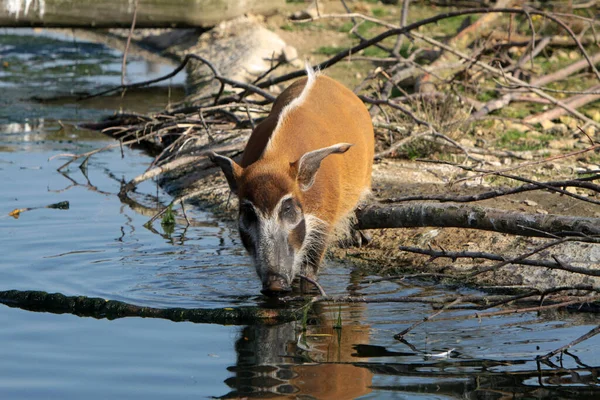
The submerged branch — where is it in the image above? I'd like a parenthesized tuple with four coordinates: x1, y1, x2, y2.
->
(0, 290, 300, 325)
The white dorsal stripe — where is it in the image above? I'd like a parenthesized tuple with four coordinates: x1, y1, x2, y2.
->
(265, 63, 319, 152)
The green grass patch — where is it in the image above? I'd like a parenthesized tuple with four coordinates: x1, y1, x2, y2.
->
(498, 129, 527, 145)
(338, 20, 378, 37)
(362, 46, 389, 58)
(477, 90, 497, 102)
(315, 45, 346, 56)
(434, 15, 471, 36)
(402, 140, 439, 160)
(372, 8, 387, 18)
(499, 106, 530, 119)
(281, 22, 326, 32)
(280, 23, 295, 32)
(497, 129, 553, 151)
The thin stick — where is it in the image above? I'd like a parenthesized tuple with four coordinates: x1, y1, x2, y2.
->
(180, 200, 191, 227)
(394, 299, 461, 340)
(299, 275, 327, 296)
(392, 0, 410, 57)
(381, 176, 600, 206)
(468, 238, 570, 277)
(452, 143, 600, 185)
(538, 324, 600, 360)
(397, 245, 600, 278)
(121, 0, 139, 87)
(82, 54, 276, 103)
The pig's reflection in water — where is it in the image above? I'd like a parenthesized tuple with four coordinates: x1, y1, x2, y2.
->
(223, 303, 373, 399)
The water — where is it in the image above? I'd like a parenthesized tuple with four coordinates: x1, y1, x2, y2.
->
(1, 29, 599, 399)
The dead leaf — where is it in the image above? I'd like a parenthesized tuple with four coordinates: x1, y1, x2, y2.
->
(8, 208, 24, 218)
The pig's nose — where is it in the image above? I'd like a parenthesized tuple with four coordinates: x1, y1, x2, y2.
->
(261, 274, 291, 297)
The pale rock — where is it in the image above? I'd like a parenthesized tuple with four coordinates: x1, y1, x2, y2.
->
(184, 14, 288, 104)
(565, 186, 579, 194)
(523, 199, 538, 207)
(543, 162, 559, 170)
(280, 45, 302, 68)
(556, 49, 569, 59)
(549, 123, 568, 135)
(459, 138, 474, 147)
(559, 115, 578, 129)
(507, 121, 532, 133)
(520, 151, 534, 160)
(289, 0, 323, 20)
(548, 138, 577, 149)
(540, 120, 555, 132)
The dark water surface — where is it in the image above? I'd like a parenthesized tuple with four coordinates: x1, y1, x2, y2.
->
(1, 29, 599, 399)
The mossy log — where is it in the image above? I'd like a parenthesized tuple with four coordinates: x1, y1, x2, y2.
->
(357, 203, 600, 238)
(0, 290, 301, 325)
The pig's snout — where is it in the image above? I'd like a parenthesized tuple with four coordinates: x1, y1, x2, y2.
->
(261, 274, 291, 297)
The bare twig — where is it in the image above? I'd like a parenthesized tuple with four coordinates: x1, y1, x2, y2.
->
(452, 143, 600, 185)
(381, 176, 600, 206)
(397, 245, 600, 277)
(299, 274, 327, 296)
(394, 299, 461, 340)
(539, 324, 600, 360)
(82, 54, 276, 103)
(468, 238, 571, 277)
(121, 0, 139, 87)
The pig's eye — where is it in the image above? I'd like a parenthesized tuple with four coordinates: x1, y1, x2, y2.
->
(240, 204, 258, 227)
(280, 198, 298, 222)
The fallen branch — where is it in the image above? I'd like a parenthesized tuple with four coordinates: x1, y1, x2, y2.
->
(356, 203, 600, 238)
(525, 84, 600, 124)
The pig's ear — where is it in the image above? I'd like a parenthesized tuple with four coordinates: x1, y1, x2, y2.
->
(207, 152, 243, 195)
(290, 143, 353, 191)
